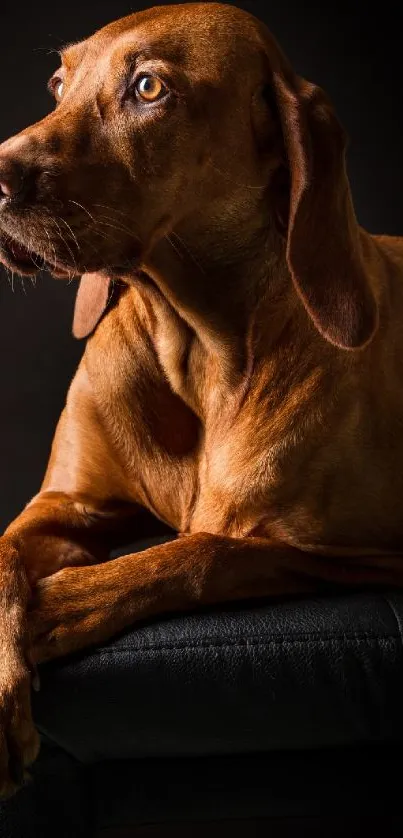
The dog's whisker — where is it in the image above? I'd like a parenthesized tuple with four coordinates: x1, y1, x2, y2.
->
(95, 219, 141, 242)
(32, 46, 61, 56)
(25, 231, 45, 272)
(46, 217, 80, 274)
(56, 215, 80, 252)
(35, 217, 56, 270)
(165, 234, 184, 261)
(90, 204, 142, 238)
(92, 203, 135, 222)
(83, 229, 118, 247)
(169, 231, 206, 276)
(208, 160, 267, 191)
(91, 211, 141, 236)
(68, 199, 97, 225)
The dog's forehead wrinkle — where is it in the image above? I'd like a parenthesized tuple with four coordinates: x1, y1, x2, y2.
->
(121, 37, 188, 70)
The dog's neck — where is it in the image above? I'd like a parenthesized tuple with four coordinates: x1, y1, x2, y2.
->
(140, 202, 297, 380)
(120, 201, 316, 421)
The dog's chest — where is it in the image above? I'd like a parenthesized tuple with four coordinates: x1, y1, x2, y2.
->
(91, 293, 316, 534)
(92, 290, 403, 548)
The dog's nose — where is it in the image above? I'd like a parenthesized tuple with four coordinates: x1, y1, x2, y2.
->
(0, 158, 24, 201)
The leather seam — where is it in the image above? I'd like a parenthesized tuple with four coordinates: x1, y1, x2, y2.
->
(92, 636, 399, 655)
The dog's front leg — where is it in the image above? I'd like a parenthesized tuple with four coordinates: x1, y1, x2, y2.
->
(28, 534, 305, 663)
(30, 532, 403, 666)
(0, 491, 142, 797)
(30, 532, 403, 667)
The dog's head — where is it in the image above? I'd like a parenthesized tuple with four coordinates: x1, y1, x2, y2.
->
(0, 2, 377, 347)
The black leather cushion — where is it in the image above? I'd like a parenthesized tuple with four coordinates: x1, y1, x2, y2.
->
(33, 587, 403, 762)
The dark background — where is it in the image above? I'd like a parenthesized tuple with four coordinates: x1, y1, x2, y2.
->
(0, 1, 402, 529)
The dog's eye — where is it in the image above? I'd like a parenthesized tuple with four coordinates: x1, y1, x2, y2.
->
(48, 76, 64, 102)
(135, 75, 166, 102)
(55, 81, 64, 101)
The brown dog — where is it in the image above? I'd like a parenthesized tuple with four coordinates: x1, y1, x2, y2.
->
(0, 1, 402, 796)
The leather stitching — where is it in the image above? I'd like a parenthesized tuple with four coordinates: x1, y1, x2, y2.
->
(91, 636, 399, 656)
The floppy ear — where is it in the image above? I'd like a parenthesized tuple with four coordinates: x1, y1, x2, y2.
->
(271, 70, 378, 349)
(72, 273, 112, 339)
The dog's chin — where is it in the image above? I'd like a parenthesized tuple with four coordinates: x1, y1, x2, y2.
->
(0, 231, 142, 282)
(0, 233, 77, 279)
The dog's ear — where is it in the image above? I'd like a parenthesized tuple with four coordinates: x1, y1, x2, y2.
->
(268, 68, 378, 349)
(73, 273, 112, 339)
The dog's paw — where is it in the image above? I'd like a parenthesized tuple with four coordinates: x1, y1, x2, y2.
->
(0, 644, 40, 798)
